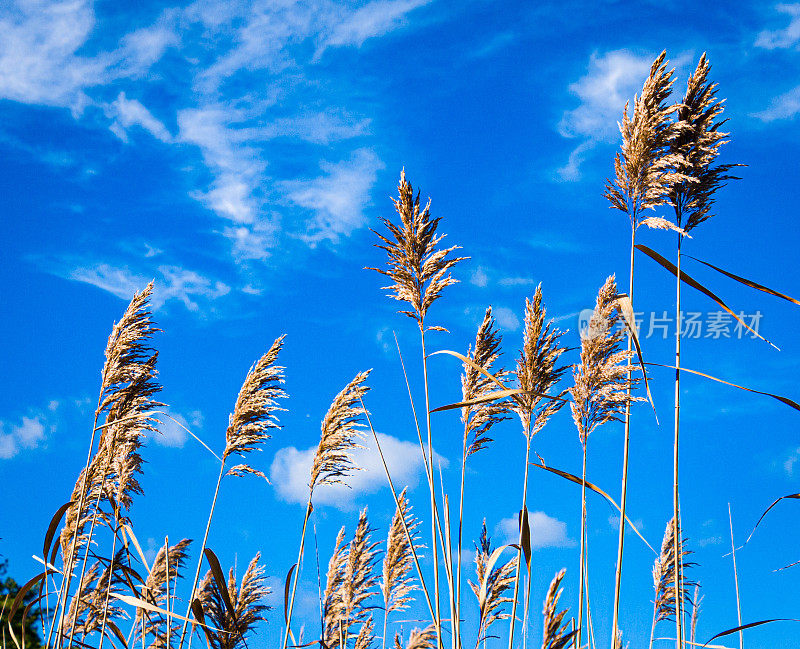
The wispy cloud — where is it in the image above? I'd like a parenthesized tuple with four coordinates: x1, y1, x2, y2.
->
(470, 266, 489, 288)
(315, 0, 431, 55)
(557, 50, 654, 181)
(496, 511, 576, 550)
(106, 92, 172, 142)
(784, 446, 800, 475)
(755, 4, 800, 49)
(2, 0, 431, 269)
(0, 400, 68, 460)
(270, 431, 446, 510)
(61, 262, 230, 311)
(153, 409, 204, 448)
(283, 148, 384, 245)
(492, 306, 521, 331)
(468, 31, 515, 60)
(752, 85, 800, 122)
(498, 276, 536, 287)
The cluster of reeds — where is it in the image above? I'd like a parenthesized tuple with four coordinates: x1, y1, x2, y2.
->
(12, 46, 800, 649)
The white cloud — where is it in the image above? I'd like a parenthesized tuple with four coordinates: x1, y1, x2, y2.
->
(0, 0, 103, 111)
(0, 1, 177, 113)
(69, 264, 149, 300)
(753, 85, 800, 122)
(65, 263, 230, 311)
(755, 4, 800, 49)
(697, 535, 723, 548)
(106, 92, 172, 143)
(316, 0, 431, 53)
(496, 511, 576, 550)
(492, 306, 520, 331)
(152, 410, 202, 448)
(470, 266, 489, 288)
(608, 515, 644, 533)
(557, 50, 654, 180)
(498, 276, 535, 287)
(270, 431, 446, 510)
(284, 148, 384, 244)
(0, 407, 61, 460)
(785, 446, 800, 475)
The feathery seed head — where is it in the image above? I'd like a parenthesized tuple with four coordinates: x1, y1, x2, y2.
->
(198, 553, 271, 649)
(310, 371, 371, 493)
(225, 335, 287, 461)
(670, 54, 740, 232)
(514, 286, 569, 438)
(369, 170, 467, 328)
(541, 569, 575, 649)
(381, 488, 421, 613)
(652, 517, 696, 624)
(462, 307, 511, 456)
(469, 520, 518, 640)
(604, 51, 684, 227)
(569, 276, 640, 444)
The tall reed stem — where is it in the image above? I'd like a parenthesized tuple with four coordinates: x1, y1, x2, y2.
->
(673, 235, 684, 649)
(178, 459, 226, 648)
(282, 501, 313, 649)
(728, 503, 743, 649)
(420, 326, 444, 649)
(611, 225, 636, 648)
(49, 409, 102, 649)
(507, 430, 532, 649)
(577, 439, 588, 649)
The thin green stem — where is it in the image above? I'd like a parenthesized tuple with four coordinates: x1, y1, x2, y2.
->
(611, 224, 636, 648)
(178, 458, 226, 649)
(577, 439, 588, 649)
(282, 500, 313, 649)
(507, 430, 532, 649)
(420, 325, 444, 649)
(674, 237, 684, 649)
(728, 504, 743, 649)
(361, 397, 436, 623)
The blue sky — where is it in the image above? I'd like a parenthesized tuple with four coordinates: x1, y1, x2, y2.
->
(3, 0, 800, 646)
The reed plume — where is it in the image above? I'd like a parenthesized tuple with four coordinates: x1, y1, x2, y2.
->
(341, 508, 381, 642)
(394, 625, 438, 649)
(56, 283, 162, 649)
(136, 539, 192, 647)
(322, 511, 380, 649)
(461, 307, 510, 457)
(370, 170, 467, 648)
(284, 372, 371, 649)
(198, 553, 271, 649)
(224, 335, 288, 464)
(382, 489, 420, 649)
(355, 616, 376, 649)
(180, 336, 287, 649)
(570, 275, 639, 649)
(541, 569, 575, 649)
(648, 518, 697, 649)
(604, 51, 683, 228)
(63, 550, 126, 641)
(603, 52, 685, 648)
(369, 169, 466, 330)
(469, 521, 517, 648)
(323, 527, 349, 649)
(458, 307, 510, 638)
(508, 286, 569, 649)
(310, 371, 371, 492)
(669, 54, 738, 233)
(666, 55, 738, 649)
(689, 585, 702, 647)
(514, 286, 569, 437)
